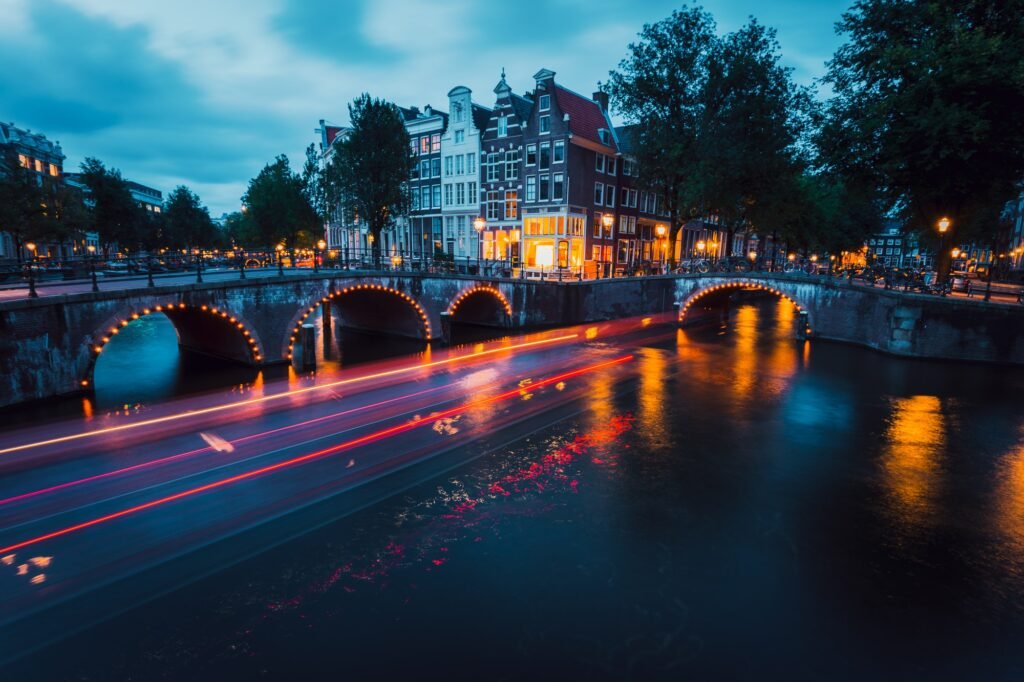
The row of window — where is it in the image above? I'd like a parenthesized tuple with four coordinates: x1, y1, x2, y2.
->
(18, 154, 59, 177)
(412, 133, 442, 156)
(443, 182, 478, 206)
(595, 154, 617, 176)
(443, 214, 474, 236)
(443, 153, 477, 177)
(413, 157, 442, 180)
(411, 185, 442, 211)
(868, 238, 903, 246)
(525, 174, 565, 202)
(522, 215, 585, 237)
(485, 190, 519, 221)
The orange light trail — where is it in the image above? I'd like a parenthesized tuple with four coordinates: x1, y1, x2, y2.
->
(0, 334, 579, 457)
(0, 354, 632, 555)
(0, 382, 456, 508)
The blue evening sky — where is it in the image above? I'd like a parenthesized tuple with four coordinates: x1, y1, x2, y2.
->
(0, 0, 853, 216)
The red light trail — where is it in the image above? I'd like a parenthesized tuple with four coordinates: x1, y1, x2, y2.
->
(0, 382, 456, 509)
(0, 354, 632, 555)
(0, 334, 578, 457)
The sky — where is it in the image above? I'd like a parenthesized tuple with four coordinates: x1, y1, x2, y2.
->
(0, 0, 853, 217)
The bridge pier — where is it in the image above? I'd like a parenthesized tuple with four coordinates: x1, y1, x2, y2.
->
(300, 324, 316, 371)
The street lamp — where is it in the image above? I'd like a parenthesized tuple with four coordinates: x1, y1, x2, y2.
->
(655, 224, 667, 268)
(87, 244, 99, 292)
(937, 216, 952, 280)
(602, 214, 615, 277)
(315, 239, 326, 273)
(25, 242, 38, 298)
(473, 217, 485, 272)
(193, 248, 203, 283)
(276, 243, 285, 275)
(748, 250, 758, 269)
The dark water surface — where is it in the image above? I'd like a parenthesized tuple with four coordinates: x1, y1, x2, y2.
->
(8, 298, 1024, 680)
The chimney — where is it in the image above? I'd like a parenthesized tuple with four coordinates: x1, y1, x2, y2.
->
(424, 105, 432, 116)
(593, 91, 609, 112)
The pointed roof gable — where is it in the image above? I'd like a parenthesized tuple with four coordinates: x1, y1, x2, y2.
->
(510, 93, 534, 123)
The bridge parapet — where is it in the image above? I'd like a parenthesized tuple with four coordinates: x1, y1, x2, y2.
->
(1, 271, 1022, 409)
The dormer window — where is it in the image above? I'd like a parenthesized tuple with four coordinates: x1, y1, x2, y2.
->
(598, 129, 609, 144)
(539, 95, 550, 111)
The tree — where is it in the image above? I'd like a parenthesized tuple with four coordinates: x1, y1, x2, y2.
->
(0, 144, 43, 262)
(607, 7, 718, 267)
(78, 157, 146, 256)
(163, 185, 217, 250)
(242, 155, 319, 252)
(699, 18, 811, 257)
(820, 0, 1024, 279)
(32, 175, 91, 253)
(327, 94, 413, 267)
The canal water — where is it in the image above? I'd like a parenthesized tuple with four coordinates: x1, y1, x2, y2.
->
(7, 297, 1024, 679)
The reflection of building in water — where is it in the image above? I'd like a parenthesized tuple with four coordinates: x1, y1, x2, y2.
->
(882, 395, 945, 528)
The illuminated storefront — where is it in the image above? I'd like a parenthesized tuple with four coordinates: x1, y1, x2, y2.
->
(522, 214, 585, 269)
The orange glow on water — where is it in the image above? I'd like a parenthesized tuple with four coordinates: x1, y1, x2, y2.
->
(882, 395, 945, 527)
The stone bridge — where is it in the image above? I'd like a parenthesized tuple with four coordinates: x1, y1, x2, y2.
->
(1, 271, 1022, 408)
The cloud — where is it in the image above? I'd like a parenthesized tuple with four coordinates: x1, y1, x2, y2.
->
(0, 0, 850, 216)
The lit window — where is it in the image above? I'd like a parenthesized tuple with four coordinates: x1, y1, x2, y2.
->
(18, 154, 29, 168)
(505, 190, 518, 219)
(49, 164, 59, 177)
(431, 134, 441, 152)
(420, 137, 430, 155)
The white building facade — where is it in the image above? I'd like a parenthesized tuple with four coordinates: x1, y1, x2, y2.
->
(439, 86, 489, 259)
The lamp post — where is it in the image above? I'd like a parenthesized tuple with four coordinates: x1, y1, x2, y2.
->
(602, 214, 614, 277)
(147, 252, 155, 288)
(655, 224, 667, 273)
(193, 248, 203, 283)
(276, 243, 285, 275)
(748, 249, 758, 271)
(87, 244, 99, 292)
(473, 217, 485, 274)
(25, 242, 38, 298)
(937, 216, 951, 281)
(315, 239, 326, 273)
(696, 240, 706, 259)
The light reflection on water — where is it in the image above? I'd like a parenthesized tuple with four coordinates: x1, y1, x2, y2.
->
(12, 297, 1024, 680)
(881, 395, 946, 530)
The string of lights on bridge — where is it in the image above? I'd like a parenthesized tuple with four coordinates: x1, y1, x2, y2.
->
(679, 282, 810, 333)
(446, 285, 512, 317)
(84, 302, 263, 387)
(286, 284, 432, 361)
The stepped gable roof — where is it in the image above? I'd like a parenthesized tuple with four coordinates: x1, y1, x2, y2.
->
(553, 85, 617, 150)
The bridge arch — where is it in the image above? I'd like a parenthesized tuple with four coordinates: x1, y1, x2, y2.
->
(285, 283, 431, 360)
(679, 279, 810, 329)
(82, 301, 265, 388)
(446, 285, 512, 326)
